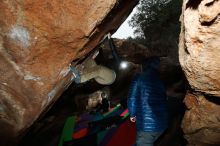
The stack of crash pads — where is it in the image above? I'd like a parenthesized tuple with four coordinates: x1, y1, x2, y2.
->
(58, 104, 136, 146)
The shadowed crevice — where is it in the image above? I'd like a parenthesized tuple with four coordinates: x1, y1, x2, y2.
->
(186, 0, 202, 9)
(201, 16, 218, 26)
(205, 94, 220, 105)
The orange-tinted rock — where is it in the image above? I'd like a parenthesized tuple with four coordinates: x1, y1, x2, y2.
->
(179, 0, 220, 96)
(179, 1, 220, 145)
(0, 0, 138, 141)
(182, 93, 220, 145)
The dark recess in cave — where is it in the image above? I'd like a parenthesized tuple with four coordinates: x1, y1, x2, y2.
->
(19, 51, 187, 146)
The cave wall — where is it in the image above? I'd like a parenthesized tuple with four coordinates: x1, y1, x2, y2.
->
(0, 0, 138, 141)
(179, 0, 220, 145)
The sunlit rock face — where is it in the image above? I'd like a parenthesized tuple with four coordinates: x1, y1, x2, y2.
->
(0, 0, 138, 141)
(179, 0, 220, 96)
(179, 0, 220, 145)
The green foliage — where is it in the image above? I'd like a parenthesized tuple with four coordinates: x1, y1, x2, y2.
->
(129, 0, 182, 53)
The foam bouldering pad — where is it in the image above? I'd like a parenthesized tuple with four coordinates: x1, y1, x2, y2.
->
(105, 120, 136, 146)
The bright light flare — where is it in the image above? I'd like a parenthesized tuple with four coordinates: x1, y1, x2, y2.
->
(120, 61, 128, 69)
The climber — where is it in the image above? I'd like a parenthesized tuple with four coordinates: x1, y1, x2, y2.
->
(127, 57, 168, 146)
(95, 91, 110, 113)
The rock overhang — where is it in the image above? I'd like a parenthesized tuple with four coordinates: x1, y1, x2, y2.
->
(0, 0, 139, 140)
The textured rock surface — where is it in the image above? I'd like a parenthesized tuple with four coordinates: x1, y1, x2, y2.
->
(103, 39, 169, 63)
(182, 93, 220, 145)
(0, 0, 138, 141)
(179, 0, 220, 145)
(179, 0, 220, 96)
(114, 39, 168, 62)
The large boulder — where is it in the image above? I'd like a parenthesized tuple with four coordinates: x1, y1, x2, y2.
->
(179, 0, 220, 145)
(116, 39, 170, 61)
(182, 93, 220, 145)
(179, 0, 220, 96)
(0, 0, 138, 141)
(113, 39, 183, 87)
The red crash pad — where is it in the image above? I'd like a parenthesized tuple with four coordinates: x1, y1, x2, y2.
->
(106, 120, 136, 146)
